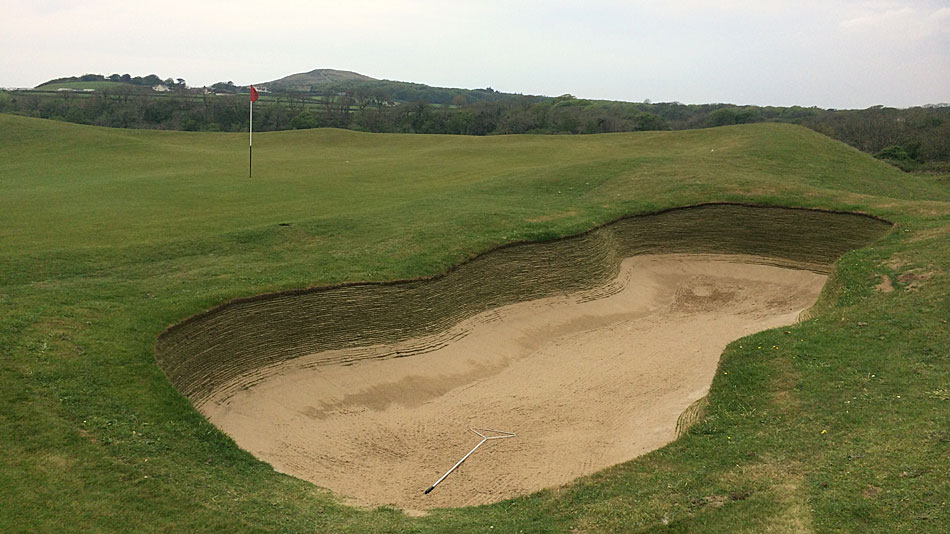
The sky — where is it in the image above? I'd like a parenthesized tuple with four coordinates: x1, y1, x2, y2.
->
(2, 0, 948, 109)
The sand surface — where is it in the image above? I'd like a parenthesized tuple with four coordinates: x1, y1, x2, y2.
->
(201, 254, 826, 511)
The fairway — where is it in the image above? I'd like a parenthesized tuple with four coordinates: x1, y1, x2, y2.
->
(1, 114, 948, 532)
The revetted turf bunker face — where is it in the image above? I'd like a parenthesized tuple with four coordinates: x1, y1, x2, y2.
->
(155, 205, 891, 408)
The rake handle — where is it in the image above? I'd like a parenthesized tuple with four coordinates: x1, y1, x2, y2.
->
(424, 437, 487, 494)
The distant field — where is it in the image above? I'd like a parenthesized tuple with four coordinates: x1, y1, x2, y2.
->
(1, 114, 947, 532)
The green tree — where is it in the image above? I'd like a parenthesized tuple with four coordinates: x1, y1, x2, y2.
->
(875, 145, 910, 162)
(291, 111, 321, 130)
(708, 108, 737, 127)
(635, 112, 667, 131)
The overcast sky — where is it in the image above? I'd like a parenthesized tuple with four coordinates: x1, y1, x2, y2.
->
(2, 0, 948, 109)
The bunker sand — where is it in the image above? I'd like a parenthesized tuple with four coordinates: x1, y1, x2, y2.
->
(201, 254, 826, 510)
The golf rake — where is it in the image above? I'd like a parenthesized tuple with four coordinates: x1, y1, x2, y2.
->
(424, 428, 516, 494)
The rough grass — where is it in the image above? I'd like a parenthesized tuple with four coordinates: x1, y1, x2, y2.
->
(1, 114, 947, 532)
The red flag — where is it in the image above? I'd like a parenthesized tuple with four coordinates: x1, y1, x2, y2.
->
(250, 85, 259, 103)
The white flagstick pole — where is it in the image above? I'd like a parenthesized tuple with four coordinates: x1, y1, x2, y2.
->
(249, 95, 253, 178)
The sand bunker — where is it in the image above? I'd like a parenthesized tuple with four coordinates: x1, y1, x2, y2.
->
(201, 254, 826, 510)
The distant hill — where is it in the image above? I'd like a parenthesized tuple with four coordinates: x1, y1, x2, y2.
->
(36, 73, 185, 92)
(35, 80, 141, 92)
(260, 69, 377, 92)
(257, 68, 537, 106)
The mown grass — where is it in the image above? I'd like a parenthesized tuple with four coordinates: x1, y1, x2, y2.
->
(1, 113, 947, 532)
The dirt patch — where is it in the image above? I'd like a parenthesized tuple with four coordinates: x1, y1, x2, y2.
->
(202, 255, 826, 510)
(696, 494, 731, 508)
(875, 275, 894, 293)
(898, 269, 935, 291)
(897, 270, 933, 283)
(884, 256, 910, 270)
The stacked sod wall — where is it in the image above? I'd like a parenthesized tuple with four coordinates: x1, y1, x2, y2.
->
(155, 204, 891, 406)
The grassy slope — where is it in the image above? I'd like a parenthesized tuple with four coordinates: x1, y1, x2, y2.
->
(1, 114, 947, 532)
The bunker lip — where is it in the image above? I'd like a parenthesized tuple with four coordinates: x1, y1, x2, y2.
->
(202, 254, 828, 510)
(155, 202, 891, 339)
(153, 204, 892, 509)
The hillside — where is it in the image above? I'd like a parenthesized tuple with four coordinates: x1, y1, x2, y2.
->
(259, 68, 377, 91)
(35, 73, 184, 91)
(1, 114, 947, 532)
(34, 80, 140, 91)
(257, 67, 531, 105)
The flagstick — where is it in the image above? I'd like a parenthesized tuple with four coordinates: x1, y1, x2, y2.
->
(249, 98, 253, 178)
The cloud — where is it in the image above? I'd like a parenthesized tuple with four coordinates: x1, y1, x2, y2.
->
(613, 0, 792, 15)
(841, 2, 950, 41)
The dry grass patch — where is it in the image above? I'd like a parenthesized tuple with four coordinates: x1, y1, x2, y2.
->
(722, 458, 814, 534)
(875, 275, 894, 293)
(525, 210, 579, 223)
(769, 355, 802, 413)
(676, 396, 710, 438)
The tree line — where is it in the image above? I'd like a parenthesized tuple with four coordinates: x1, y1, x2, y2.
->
(1, 87, 946, 171)
(39, 73, 188, 90)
